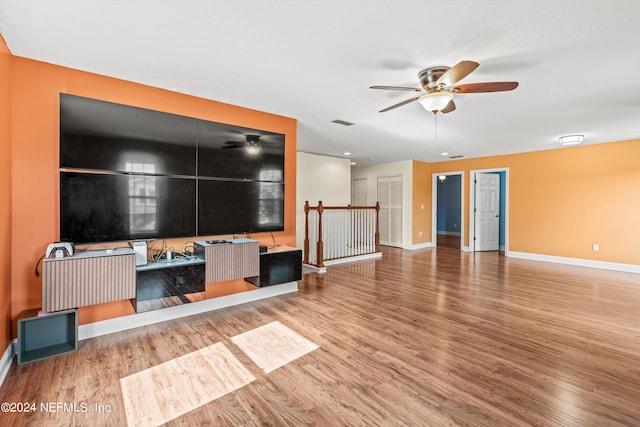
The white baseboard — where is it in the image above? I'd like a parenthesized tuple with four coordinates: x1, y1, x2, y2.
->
(323, 252, 382, 266)
(302, 263, 327, 273)
(461, 245, 472, 252)
(0, 339, 15, 389)
(78, 282, 298, 340)
(507, 251, 640, 274)
(407, 242, 434, 250)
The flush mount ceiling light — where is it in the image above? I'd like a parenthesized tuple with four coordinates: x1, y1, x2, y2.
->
(418, 92, 454, 112)
(438, 175, 447, 182)
(559, 134, 584, 146)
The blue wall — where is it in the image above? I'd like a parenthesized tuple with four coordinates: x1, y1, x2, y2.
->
(437, 175, 461, 233)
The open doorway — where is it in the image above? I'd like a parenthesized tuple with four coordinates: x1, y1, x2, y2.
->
(470, 168, 508, 253)
(431, 171, 464, 250)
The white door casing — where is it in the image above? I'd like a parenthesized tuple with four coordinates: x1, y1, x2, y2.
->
(474, 173, 500, 251)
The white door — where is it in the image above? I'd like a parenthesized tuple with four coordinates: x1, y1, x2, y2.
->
(352, 178, 367, 206)
(377, 176, 402, 247)
(474, 173, 500, 251)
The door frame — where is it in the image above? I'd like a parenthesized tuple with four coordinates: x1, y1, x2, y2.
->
(469, 167, 509, 253)
(431, 171, 465, 250)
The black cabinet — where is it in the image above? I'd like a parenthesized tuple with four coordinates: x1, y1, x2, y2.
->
(134, 258, 206, 313)
(246, 247, 302, 287)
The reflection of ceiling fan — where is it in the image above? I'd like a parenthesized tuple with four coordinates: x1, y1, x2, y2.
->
(370, 60, 518, 113)
(223, 134, 262, 155)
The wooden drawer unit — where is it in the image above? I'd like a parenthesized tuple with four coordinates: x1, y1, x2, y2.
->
(42, 249, 136, 312)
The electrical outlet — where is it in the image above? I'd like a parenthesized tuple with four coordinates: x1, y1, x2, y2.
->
(592, 243, 599, 252)
(419, 230, 423, 237)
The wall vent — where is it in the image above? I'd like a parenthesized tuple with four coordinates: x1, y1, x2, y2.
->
(331, 119, 354, 126)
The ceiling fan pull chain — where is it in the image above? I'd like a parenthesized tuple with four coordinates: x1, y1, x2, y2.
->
(434, 111, 438, 144)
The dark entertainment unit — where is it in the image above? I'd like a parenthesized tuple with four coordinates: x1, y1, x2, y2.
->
(59, 93, 286, 243)
(42, 239, 302, 315)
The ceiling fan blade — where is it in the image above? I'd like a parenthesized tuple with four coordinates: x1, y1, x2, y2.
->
(379, 96, 421, 112)
(451, 81, 519, 93)
(436, 60, 479, 86)
(370, 85, 422, 91)
(441, 99, 456, 114)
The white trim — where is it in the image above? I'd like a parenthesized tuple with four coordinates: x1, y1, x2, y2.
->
(324, 252, 383, 265)
(407, 242, 434, 250)
(0, 339, 15, 388)
(507, 251, 640, 274)
(461, 245, 472, 252)
(78, 282, 298, 340)
(432, 171, 465, 251)
(302, 264, 327, 274)
(469, 168, 509, 253)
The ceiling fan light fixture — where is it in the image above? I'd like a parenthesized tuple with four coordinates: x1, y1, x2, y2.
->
(245, 144, 261, 155)
(418, 92, 454, 112)
(559, 134, 584, 146)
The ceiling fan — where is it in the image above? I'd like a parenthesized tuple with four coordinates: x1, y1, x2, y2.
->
(370, 60, 518, 113)
(223, 134, 263, 154)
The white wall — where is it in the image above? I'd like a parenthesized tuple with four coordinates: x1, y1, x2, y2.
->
(351, 160, 413, 249)
(296, 152, 351, 249)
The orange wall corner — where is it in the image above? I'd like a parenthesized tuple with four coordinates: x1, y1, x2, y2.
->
(412, 160, 432, 245)
(0, 33, 13, 349)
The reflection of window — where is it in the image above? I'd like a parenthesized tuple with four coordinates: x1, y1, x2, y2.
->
(258, 170, 283, 225)
(126, 163, 158, 234)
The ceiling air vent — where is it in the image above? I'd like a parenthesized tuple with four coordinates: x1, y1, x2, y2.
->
(331, 119, 354, 126)
(449, 155, 464, 159)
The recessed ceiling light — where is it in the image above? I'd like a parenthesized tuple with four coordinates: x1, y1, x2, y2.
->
(441, 152, 449, 156)
(350, 162, 357, 165)
(344, 152, 351, 156)
(559, 134, 584, 146)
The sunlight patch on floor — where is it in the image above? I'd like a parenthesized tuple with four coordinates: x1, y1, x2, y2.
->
(231, 321, 319, 373)
(120, 342, 255, 427)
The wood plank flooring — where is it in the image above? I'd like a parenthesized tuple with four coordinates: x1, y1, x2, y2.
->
(2, 246, 640, 426)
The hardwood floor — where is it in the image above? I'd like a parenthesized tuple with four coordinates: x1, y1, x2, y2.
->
(2, 246, 640, 426)
(437, 233, 461, 249)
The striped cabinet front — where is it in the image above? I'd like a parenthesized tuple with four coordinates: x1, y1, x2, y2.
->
(42, 253, 136, 312)
(202, 242, 259, 283)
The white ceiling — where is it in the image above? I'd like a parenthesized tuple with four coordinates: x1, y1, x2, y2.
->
(2, 0, 640, 166)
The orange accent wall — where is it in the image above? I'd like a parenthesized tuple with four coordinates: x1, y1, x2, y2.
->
(412, 160, 431, 245)
(10, 56, 297, 331)
(0, 35, 12, 349)
(425, 141, 640, 264)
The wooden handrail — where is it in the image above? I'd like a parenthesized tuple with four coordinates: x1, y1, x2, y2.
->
(304, 201, 380, 268)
